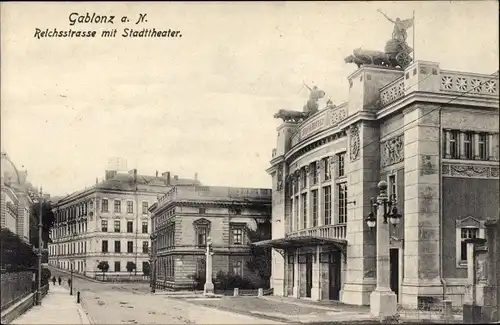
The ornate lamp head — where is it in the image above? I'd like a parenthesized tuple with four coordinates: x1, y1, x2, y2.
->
(366, 212, 377, 229)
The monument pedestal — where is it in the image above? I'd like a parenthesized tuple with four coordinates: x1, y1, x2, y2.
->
(370, 288, 398, 320)
(204, 282, 214, 296)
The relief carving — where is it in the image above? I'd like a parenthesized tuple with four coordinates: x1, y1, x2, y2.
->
(450, 165, 490, 177)
(276, 163, 284, 192)
(381, 134, 404, 168)
(420, 155, 436, 176)
(491, 167, 499, 177)
(349, 123, 360, 162)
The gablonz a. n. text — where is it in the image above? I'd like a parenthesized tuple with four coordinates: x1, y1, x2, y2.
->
(69, 13, 115, 26)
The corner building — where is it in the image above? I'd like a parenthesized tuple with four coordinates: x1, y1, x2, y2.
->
(265, 61, 499, 308)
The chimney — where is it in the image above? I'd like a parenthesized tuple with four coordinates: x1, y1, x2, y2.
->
(156, 171, 158, 177)
(105, 170, 117, 180)
(162, 172, 171, 186)
(194, 172, 198, 181)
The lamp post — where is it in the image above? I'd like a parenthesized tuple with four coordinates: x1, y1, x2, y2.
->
(35, 188, 43, 306)
(365, 181, 402, 320)
(203, 236, 214, 296)
(150, 233, 157, 293)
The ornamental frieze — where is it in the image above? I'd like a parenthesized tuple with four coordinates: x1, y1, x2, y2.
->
(442, 164, 499, 179)
(381, 134, 404, 168)
(276, 163, 284, 192)
(349, 123, 360, 162)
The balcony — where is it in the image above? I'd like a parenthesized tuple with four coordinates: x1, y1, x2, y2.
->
(286, 224, 347, 241)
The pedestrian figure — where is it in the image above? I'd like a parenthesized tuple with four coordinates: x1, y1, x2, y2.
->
(68, 278, 72, 288)
(52, 276, 56, 285)
(58, 276, 62, 285)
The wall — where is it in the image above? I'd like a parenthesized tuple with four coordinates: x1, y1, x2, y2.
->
(442, 178, 499, 279)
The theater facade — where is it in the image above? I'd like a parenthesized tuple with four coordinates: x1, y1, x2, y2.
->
(259, 60, 499, 308)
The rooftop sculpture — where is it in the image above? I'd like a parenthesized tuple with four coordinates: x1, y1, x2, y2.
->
(345, 9, 414, 69)
(274, 83, 326, 123)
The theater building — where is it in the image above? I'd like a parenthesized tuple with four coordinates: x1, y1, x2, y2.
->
(149, 185, 271, 291)
(48, 166, 199, 278)
(260, 60, 499, 308)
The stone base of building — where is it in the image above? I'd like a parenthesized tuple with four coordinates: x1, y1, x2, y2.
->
(271, 278, 285, 296)
(370, 288, 398, 319)
(311, 286, 321, 301)
(340, 279, 376, 305)
(400, 279, 444, 308)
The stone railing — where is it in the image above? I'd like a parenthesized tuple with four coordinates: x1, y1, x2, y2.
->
(439, 70, 498, 96)
(380, 76, 405, 106)
(286, 224, 347, 240)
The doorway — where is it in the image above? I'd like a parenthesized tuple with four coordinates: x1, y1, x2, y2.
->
(390, 248, 399, 301)
(305, 254, 313, 298)
(328, 251, 342, 300)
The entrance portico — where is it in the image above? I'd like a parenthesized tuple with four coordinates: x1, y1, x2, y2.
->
(254, 236, 347, 301)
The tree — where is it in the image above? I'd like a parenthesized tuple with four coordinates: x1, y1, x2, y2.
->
(29, 200, 55, 249)
(142, 262, 151, 276)
(97, 261, 109, 279)
(0, 228, 37, 272)
(126, 262, 136, 276)
(245, 220, 272, 288)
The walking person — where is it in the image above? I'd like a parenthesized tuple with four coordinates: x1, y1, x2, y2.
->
(52, 276, 56, 285)
(58, 276, 62, 285)
(68, 278, 72, 288)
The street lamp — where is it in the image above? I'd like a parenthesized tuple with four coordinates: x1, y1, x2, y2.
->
(365, 181, 402, 320)
(203, 236, 214, 296)
(150, 233, 157, 293)
(33, 188, 43, 306)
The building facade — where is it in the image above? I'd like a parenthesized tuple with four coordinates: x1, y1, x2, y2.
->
(48, 169, 200, 278)
(149, 185, 272, 291)
(263, 60, 499, 308)
(1, 152, 32, 242)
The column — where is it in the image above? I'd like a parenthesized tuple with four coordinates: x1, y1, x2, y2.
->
(474, 133, 480, 160)
(370, 182, 397, 319)
(297, 189, 302, 231)
(311, 246, 322, 301)
(488, 133, 498, 161)
(459, 131, 466, 159)
(317, 161, 324, 227)
(291, 196, 296, 232)
(305, 165, 311, 228)
(292, 249, 300, 298)
(443, 129, 451, 158)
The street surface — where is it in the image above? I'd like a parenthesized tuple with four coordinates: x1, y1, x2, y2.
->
(49, 269, 283, 324)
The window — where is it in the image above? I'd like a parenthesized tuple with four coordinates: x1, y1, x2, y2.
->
(323, 186, 331, 225)
(142, 221, 148, 234)
(114, 240, 121, 253)
(324, 157, 331, 181)
(449, 131, 458, 159)
(460, 228, 479, 262)
(311, 162, 318, 185)
(142, 241, 149, 253)
(338, 183, 348, 224)
(114, 200, 121, 213)
(301, 168, 307, 189)
(197, 227, 207, 247)
(302, 193, 307, 229)
(102, 240, 108, 253)
(114, 261, 120, 272)
(312, 190, 318, 227)
(142, 202, 149, 214)
(232, 260, 242, 277)
(478, 133, 488, 160)
(127, 201, 133, 213)
(102, 199, 108, 212)
(232, 228, 243, 245)
(464, 132, 473, 159)
(337, 152, 345, 177)
(114, 220, 120, 232)
(294, 198, 299, 229)
(127, 221, 133, 233)
(127, 241, 133, 253)
(101, 220, 108, 232)
(199, 208, 206, 214)
(388, 175, 396, 197)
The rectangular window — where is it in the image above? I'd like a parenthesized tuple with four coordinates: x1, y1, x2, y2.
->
(197, 227, 207, 247)
(114, 200, 121, 213)
(312, 190, 318, 227)
(449, 131, 458, 159)
(338, 183, 348, 224)
(301, 168, 307, 189)
(323, 186, 331, 225)
(478, 133, 488, 160)
(302, 193, 307, 229)
(101, 220, 108, 232)
(127, 221, 133, 233)
(199, 208, 206, 214)
(114, 261, 120, 272)
(142, 221, 148, 234)
(324, 157, 331, 181)
(142, 202, 149, 214)
(127, 241, 133, 253)
(102, 240, 108, 253)
(101, 199, 108, 212)
(114, 220, 120, 233)
(142, 241, 149, 253)
(232, 260, 242, 277)
(127, 201, 133, 214)
(464, 132, 473, 159)
(114, 240, 121, 253)
(232, 228, 243, 245)
(337, 152, 345, 177)
(294, 198, 299, 229)
(388, 175, 396, 197)
(460, 228, 479, 262)
(311, 162, 318, 185)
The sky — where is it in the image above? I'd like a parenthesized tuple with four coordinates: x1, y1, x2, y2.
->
(1, 1, 498, 196)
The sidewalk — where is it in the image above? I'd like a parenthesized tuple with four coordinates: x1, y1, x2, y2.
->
(11, 284, 92, 324)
